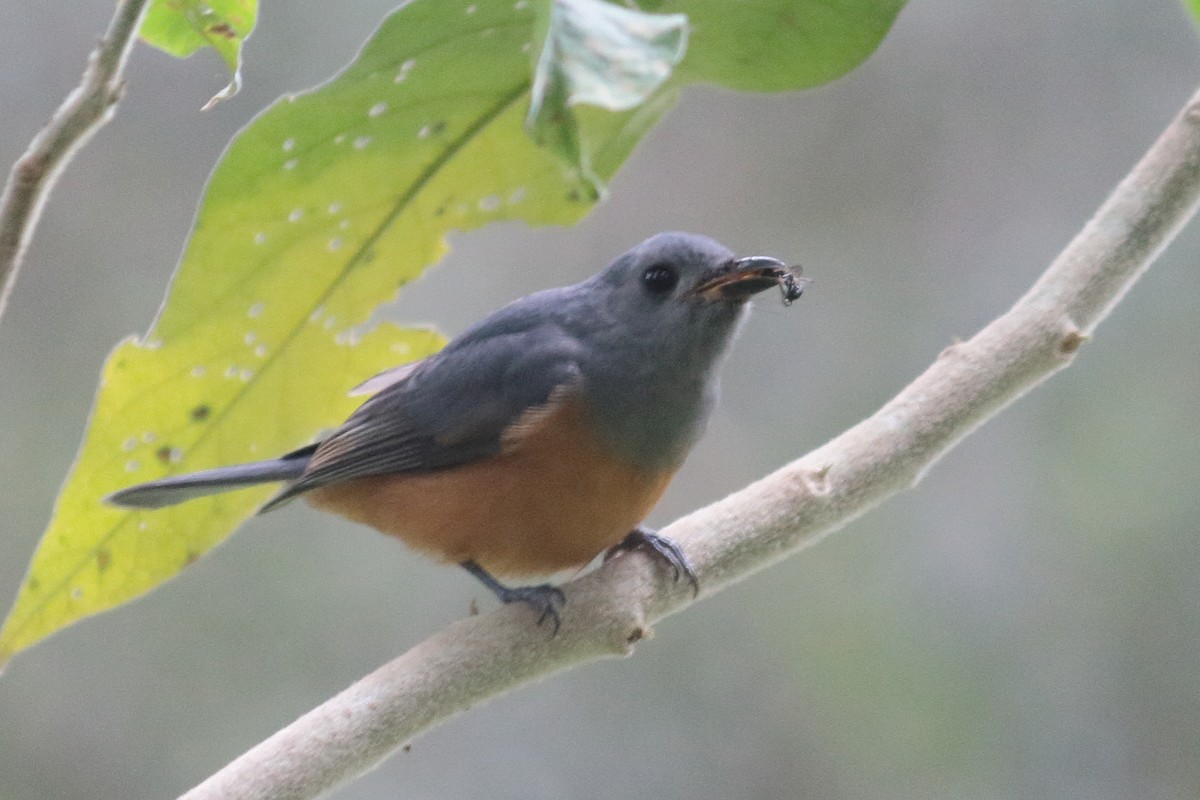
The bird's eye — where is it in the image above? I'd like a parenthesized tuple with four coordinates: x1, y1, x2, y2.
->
(641, 264, 678, 294)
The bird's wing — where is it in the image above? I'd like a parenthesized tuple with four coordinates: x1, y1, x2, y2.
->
(260, 318, 583, 510)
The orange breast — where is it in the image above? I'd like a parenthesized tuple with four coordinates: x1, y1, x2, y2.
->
(305, 398, 676, 577)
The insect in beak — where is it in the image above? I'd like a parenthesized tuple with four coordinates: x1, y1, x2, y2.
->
(693, 256, 809, 305)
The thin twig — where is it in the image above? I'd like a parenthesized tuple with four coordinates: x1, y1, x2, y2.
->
(180, 85, 1200, 800)
(0, 0, 152, 322)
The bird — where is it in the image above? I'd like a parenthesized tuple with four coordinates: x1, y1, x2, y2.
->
(108, 232, 804, 631)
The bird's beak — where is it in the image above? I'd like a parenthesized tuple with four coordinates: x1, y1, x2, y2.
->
(693, 256, 802, 302)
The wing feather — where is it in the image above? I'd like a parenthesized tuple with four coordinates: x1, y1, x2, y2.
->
(261, 318, 584, 510)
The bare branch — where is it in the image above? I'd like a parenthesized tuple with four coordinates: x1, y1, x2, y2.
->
(0, 0, 151, 321)
(180, 85, 1200, 800)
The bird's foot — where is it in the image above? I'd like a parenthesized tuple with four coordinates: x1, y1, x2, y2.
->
(461, 560, 567, 634)
(606, 527, 700, 597)
(493, 583, 567, 633)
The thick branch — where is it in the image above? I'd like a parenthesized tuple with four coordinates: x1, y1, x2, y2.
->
(181, 86, 1200, 800)
(0, 0, 151, 321)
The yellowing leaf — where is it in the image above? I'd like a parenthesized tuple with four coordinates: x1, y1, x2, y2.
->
(0, 324, 443, 664)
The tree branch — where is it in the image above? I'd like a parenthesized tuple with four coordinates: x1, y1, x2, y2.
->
(0, 0, 151, 322)
(180, 85, 1200, 800)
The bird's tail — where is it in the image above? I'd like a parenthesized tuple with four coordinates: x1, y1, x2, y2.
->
(106, 446, 315, 509)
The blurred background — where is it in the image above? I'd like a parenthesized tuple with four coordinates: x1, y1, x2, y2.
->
(2, 1, 1199, 798)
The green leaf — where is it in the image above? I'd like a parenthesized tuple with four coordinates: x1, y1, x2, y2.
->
(139, 0, 258, 108)
(527, 0, 688, 196)
(524, 0, 906, 195)
(665, 0, 907, 91)
(0, 0, 905, 666)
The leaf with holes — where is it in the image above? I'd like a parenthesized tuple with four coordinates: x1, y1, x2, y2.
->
(139, 0, 258, 107)
(0, 0, 906, 665)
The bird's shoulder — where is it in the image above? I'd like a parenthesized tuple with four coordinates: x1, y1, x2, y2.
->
(282, 292, 587, 491)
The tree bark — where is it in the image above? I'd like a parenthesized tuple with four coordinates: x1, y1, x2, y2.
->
(0, 0, 151, 321)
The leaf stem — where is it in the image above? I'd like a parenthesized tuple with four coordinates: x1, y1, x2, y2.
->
(0, 0, 152, 323)
(180, 84, 1200, 800)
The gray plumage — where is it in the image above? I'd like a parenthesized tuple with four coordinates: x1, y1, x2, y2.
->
(108, 232, 782, 512)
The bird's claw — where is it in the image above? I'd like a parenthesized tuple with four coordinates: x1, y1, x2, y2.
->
(495, 583, 567, 634)
(460, 560, 567, 634)
(607, 527, 700, 597)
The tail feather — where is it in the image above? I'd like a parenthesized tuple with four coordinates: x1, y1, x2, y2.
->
(107, 449, 313, 509)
